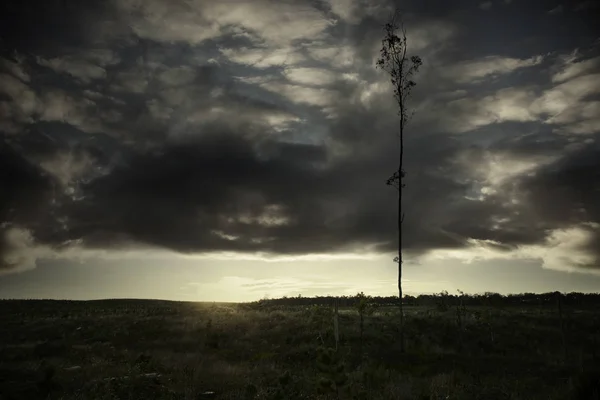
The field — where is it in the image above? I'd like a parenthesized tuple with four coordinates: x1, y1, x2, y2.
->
(1, 298, 599, 399)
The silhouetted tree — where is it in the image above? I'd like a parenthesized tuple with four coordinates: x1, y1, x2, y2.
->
(376, 10, 422, 353)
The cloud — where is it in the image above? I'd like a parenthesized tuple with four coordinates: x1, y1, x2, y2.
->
(306, 45, 358, 69)
(328, 0, 362, 23)
(420, 224, 600, 276)
(0, 56, 31, 82)
(456, 150, 560, 200)
(545, 100, 600, 134)
(219, 46, 305, 68)
(260, 81, 338, 108)
(403, 20, 458, 53)
(525, 224, 600, 273)
(0, 72, 123, 135)
(116, 0, 335, 46)
(0, 145, 56, 271)
(551, 54, 600, 83)
(441, 55, 544, 84)
(110, 67, 151, 94)
(38, 150, 98, 191)
(326, 0, 389, 24)
(479, 2, 493, 10)
(64, 133, 355, 256)
(547, 5, 563, 15)
(0, 73, 39, 124)
(1, 0, 600, 279)
(532, 72, 600, 134)
(0, 225, 44, 273)
(575, 1, 599, 11)
(418, 86, 538, 133)
(36, 49, 119, 83)
(419, 142, 600, 274)
(284, 67, 338, 86)
(418, 48, 600, 135)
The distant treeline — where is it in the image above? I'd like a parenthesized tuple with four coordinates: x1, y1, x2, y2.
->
(247, 292, 600, 308)
(2, 292, 599, 309)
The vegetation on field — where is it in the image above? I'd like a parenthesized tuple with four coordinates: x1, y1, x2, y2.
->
(1, 291, 599, 399)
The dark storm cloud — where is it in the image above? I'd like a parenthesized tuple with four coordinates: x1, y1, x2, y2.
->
(431, 133, 600, 267)
(53, 132, 344, 254)
(512, 142, 600, 268)
(53, 127, 475, 258)
(0, 0, 119, 58)
(517, 142, 600, 228)
(0, 144, 52, 225)
(1, 0, 600, 272)
(0, 143, 54, 270)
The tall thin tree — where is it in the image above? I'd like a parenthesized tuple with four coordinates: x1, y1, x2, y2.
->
(376, 11, 422, 353)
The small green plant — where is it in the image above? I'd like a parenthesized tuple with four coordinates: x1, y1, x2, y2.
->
(205, 318, 219, 349)
(309, 304, 334, 346)
(354, 292, 377, 355)
(271, 370, 293, 400)
(456, 289, 467, 351)
(361, 361, 391, 389)
(315, 346, 348, 399)
(37, 361, 61, 399)
(244, 383, 258, 400)
(436, 290, 450, 312)
(333, 297, 340, 351)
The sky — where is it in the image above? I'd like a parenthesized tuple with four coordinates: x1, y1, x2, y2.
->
(1, 0, 600, 302)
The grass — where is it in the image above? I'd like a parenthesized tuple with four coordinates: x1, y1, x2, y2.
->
(0, 298, 598, 399)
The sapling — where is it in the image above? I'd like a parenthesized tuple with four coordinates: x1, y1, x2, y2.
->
(271, 370, 292, 400)
(455, 289, 467, 352)
(310, 304, 334, 346)
(354, 292, 377, 356)
(556, 291, 568, 364)
(436, 290, 450, 312)
(315, 346, 348, 400)
(376, 9, 422, 353)
(333, 297, 340, 351)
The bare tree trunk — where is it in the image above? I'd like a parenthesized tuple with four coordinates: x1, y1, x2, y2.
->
(377, 10, 422, 355)
(398, 266, 404, 352)
(398, 117, 405, 353)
